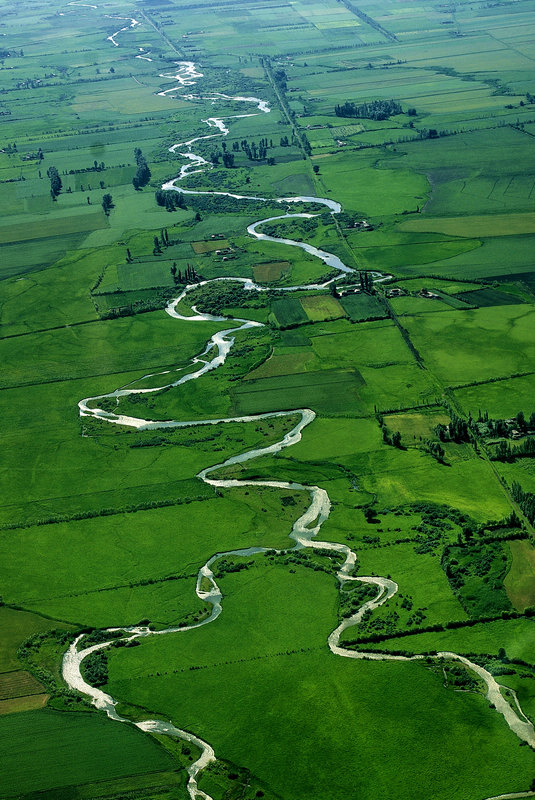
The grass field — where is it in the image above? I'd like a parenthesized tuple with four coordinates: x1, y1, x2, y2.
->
(383, 410, 450, 441)
(191, 239, 230, 254)
(2, 0, 535, 797)
(454, 373, 535, 418)
(253, 260, 290, 282)
(106, 564, 535, 800)
(0, 709, 176, 797)
(454, 288, 525, 307)
(398, 212, 535, 238)
(374, 617, 535, 664)
(232, 368, 365, 415)
(271, 296, 309, 327)
(403, 306, 535, 384)
(339, 292, 386, 321)
(505, 540, 535, 611)
(300, 294, 346, 321)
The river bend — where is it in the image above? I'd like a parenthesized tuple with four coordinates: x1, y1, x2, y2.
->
(60, 8, 535, 800)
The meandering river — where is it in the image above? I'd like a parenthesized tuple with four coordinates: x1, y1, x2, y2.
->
(61, 8, 535, 800)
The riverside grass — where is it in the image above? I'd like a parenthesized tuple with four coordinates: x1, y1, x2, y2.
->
(2, 0, 535, 797)
(106, 564, 535, 800)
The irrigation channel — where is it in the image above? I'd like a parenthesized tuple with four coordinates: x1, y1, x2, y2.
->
(60, 7, 535, 800)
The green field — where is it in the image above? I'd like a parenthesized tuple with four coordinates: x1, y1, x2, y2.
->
(2, 0, 535, 797)
(339, 291, 386, 321)
(106, 564, 535, 800)
(0, 710, 176, 797)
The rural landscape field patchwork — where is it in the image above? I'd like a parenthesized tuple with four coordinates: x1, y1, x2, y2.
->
(2, 0, 535, 797)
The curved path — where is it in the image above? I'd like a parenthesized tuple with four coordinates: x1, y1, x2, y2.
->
(61, 9, 535, 800)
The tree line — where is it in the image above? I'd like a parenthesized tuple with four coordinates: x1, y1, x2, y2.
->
(334, 99, 404, 120)
(511, 481, 535, 523)
(155, 188, 187, 211)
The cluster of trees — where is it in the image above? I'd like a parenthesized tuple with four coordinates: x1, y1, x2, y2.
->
(47, 165, 62, 199)
(152, 228, 172, 254)
(189, 281, 264, 316)
(426, 440, 445, 462)
(214, 558, 255, 579)
(264, 547, 344, 576)
(272, 68, 287, 92)
(132, 147, 151, 189)
(442, 539, 506, 592)
(359, 271, 375, 293)
(81, 651, 108, 687)
(67, 160, 105, 175)
(170, 262, 198, 285)
(155, 188, 187, 211)
(335, 99, 403, 120)
(435, 413, 471, 443)
(230, 137, 274, 162)
(384, 427, 402, 448)
(376, 413, 403, 449)
(493, 437, 535, 462)
(339, 582, 377, 619)
(511, 481, 535, 524)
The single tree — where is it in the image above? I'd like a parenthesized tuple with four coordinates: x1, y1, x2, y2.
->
(102, 194, 114, 215)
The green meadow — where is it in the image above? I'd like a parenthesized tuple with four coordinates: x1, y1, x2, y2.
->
(2, 0, 535, 797)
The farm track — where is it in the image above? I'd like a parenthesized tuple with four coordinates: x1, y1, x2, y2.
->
(60, 8, 535, 800)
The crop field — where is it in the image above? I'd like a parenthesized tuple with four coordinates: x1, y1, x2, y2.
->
(453, 373, 535, 419)
(506, 540, 535, 611)
(191, 239, 230, 254)
(2, 0, 535, 798)
(271, 296, 309, 327)
(0, 670, 45, 701)
(253, 260, 290, 282)
(299, 294, 346, 321)
(232, 368, 365, 415)
(454, 288, 525, 307)
(339, 291, 386, 321)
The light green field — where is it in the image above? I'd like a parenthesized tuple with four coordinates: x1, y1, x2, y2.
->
(399, 212, 535, 238)
(374, 617, 535, 663)
(506, 540, 535, 612)
(454, 374, 535, 418)
(403, 306, 535, 384)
